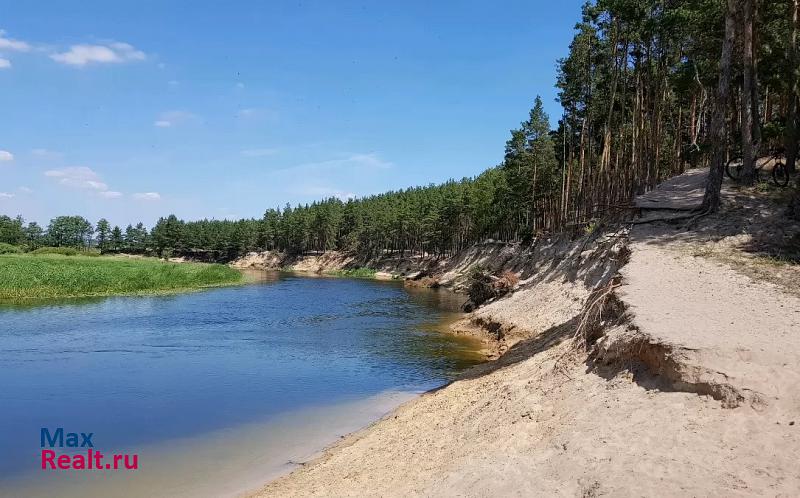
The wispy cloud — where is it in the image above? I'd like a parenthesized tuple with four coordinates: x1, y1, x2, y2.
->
(286, 153, 392, 173)
(50, 42, 145, 67)
(0, 150, 14, 162)
(272, 152, 393, 204)
(236, 108, 258, 118)
(0, 30, 31, 52)
(0, 192, 14, 200)
(235, 107, 278, 122)
(18, 186, 33, 194)
(240, 148, 278, 157)
(154, 110, 196, 128)
(133, 192, 161, 201)
(45, 166, 108, 190)
(31, 148, 61, 159)
(294, 186, 356, 201)
(44, 166, 157, 201)
(0, 58, 10, 69)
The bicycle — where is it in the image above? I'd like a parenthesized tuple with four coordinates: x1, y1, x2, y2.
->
(725, 148, 790, 187)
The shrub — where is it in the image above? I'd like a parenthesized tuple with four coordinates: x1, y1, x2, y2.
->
(465, 266, 495, 310)
(495, 271, 520, 293)
(0, 243, 23, 254)
(327, 267, 377, 278)
(30, 247, 101, 257)
(31, 246, 79, 256)
(404, 276, 440, 288)
(463, 267, 519, 311)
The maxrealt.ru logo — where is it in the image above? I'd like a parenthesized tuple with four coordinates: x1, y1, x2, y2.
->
(40, 428, 139, 470)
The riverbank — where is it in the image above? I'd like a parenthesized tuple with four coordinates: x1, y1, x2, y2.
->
(233, 232, 626, 359)
(0, 253, 243, 302)
(249, 175, 800, 496)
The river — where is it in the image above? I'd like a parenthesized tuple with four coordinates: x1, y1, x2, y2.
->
(0, 272, 484, 497)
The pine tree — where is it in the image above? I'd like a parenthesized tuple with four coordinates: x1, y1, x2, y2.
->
(96, 219, 111, 252)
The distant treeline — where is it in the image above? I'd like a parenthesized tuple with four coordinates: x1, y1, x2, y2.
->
(0, 215, 151, 254)
(3, 1, 799, 259)
(0, 98, 562, 260)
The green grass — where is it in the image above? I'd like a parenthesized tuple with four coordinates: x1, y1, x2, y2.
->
(326, 267, 377, 278)
(0, 253, 243, 301)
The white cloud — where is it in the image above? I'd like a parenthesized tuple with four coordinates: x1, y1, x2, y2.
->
(44, 167, 129, 200)
(133, 192, 161, 201)
(86, 180, 109, 190)
(45, 166, 108, 190)
(153, 110, 196, 128)
(0, 30, 31, 52)
(50, 42, 146, 66)
(241, 148, 278, 157)
(18, 186, 33, 194)
(0, 192, 14, 199)
(0, 150, 13, 161)
(0, 58, 10, 69)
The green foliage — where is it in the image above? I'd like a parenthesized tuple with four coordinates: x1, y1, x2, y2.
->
(0, 243, 23, 254)
(46, 216, 94, 248)
(501, 96, 560, 235)
(0, 215, 25, 246)
(23, 222, 44, 250)
(326, 268, 377, 278)
(30, 246, 99, 256)
(0, 254, 242, 301)
(110, 226, 124, 251)
(96, 218, 111, 252)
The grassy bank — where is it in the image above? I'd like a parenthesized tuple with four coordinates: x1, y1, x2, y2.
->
(0, 253, 243, 301)
(325, 268, 377, 278)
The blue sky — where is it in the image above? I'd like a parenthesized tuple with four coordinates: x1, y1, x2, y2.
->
(0, 0, 584, 227)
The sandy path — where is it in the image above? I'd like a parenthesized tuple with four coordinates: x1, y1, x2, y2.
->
(620, 235, 800, 405)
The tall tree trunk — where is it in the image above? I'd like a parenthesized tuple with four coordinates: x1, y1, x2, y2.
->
(741, 0, 756, 185)
(751, 0, 762, 149)
(703, 0, 739, 212)
(786, 0, 799, 174)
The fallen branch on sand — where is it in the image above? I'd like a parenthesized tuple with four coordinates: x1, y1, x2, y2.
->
(571, 279, 623, 348)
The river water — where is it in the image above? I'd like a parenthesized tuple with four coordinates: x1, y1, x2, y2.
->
(0, 272, 483, 497)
